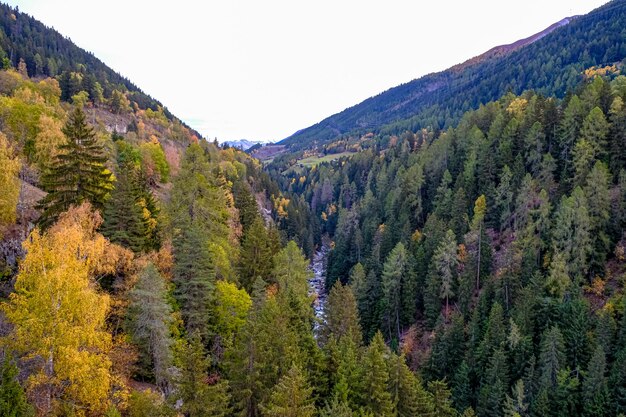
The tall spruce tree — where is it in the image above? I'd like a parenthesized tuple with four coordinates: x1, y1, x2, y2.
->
(176, 334, 230, 417)
(173, 223, 216, 342)
(582, 345, 610, 417)
(127, 263, 173, 393)
(261, 364, 316, 417)
(381, 242, 408, 341)
(361, 332, 394, 417)
(101, 161, 148, 252)
(37, 107, 113, 228)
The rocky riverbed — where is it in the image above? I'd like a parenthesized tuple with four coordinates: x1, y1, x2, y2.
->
(309, 237, 330, 330)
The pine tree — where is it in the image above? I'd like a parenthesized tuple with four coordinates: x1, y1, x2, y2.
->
(361, 332, 394, 417)
(609, 96, 626, 175)
(381, 242, 408, 341)
(610, 346, 626, 414)
(495, 165, 514, 231)
(470, 195, 487, 290)
(232, 181, 260, 233)
(452, 360, 472, 411)
(584, 161, 611, 277)
(238, 217, 274, 291)
(127, 263, 173, 392)
(478, 348, 509, 417)
(319, 399, 354, 417)
(101, 161, 149, 252)
(582, 345, 609, 417)
(261, 364, 316, 417)
(37, 107, 113, 228)
(177, 334, 230, 417)
(322, 281, 362, 346)
(272, 241, 311, 300)
(538, 326, 565, 391)
(330, 337, 361, 410)
(503, 380, 528, 417)
(173, 223, 216, 342)
(435, 230, 458, 315)
(388, 353, 434, 417)
(428, 380, 456, 417)
(0, 355, 33, 417)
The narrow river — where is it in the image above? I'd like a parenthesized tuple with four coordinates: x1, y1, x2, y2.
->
(309, 236, 330, 330)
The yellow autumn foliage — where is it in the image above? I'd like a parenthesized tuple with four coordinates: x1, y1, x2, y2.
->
(2, 204, 127, 416)
(0, 132, 21, 237)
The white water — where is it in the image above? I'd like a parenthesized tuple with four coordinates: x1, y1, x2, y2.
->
(309, 237, 330, 328)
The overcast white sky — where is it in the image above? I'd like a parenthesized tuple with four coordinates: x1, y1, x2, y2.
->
(5, 0, 610, 142)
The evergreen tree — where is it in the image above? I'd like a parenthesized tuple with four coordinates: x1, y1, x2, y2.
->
(173, 223, 216, 342)
(319, 399, 354, 417)
(238, 217, 274, 291)
(538, 326, 565, 391)
(176, 334, 230, 417)
(582, 345, 609, 417)
(360, 332, 394, 417)
(381, 242, 408, 341)
(127, 263, 173, 392)
(261, 364, 316, 417)
(272, 241, 311, 300)
(233, 181, 260, 231)
(435, 230, 458, 315)
(388, 353, 434, 417)
(37, 107, 113, 228)
(503, 380, 528, 417)
(478, 348, 509, 417)
(428, 380, 456, 417)
(321, 281, 362, 346)
(0, 355, 33, 417)
(452, 360, 472, 411)
(101, 161, 149, 252)
(584, 161, 611, 277)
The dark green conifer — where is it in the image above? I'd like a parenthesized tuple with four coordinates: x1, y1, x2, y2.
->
(37, 107, 113, 228)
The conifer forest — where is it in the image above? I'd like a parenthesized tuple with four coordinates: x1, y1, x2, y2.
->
(1, 1, 626, 416)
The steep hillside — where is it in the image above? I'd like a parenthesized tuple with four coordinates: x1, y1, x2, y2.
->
(0, 2, 200, 136)
(280, 0, 626, 150)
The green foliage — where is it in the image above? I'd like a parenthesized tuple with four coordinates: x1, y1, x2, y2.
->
(360, 332, 394, 417)
(280, 0, 626, 150)
(37, 107, 113, 228)
(173, 223, 216, 342)
(261, 364, 315, 417)
(0, 355, 33, 417)
(127, 390, 174, 417)
(381, 242, 409, 341)
(140, 139, 170, 183)
(102, 156, 159, 253)
(176, 334, 231, 417)
(238, 217, 274, 291)
(127, 263, 173, 391)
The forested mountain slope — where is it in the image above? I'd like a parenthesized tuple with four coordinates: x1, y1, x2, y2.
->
(2, 1, 626, 416)
(0, 2, 198, 132)
(280, 0, 626, 150)
(272, 71, 626, 415)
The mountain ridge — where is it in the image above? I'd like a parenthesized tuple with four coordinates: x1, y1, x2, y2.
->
(279, 0, 626, 150)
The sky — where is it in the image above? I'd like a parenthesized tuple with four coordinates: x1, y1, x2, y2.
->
(5, 0, 610, 142)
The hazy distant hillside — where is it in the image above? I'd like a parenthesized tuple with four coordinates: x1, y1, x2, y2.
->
(281, 0, 626, 150)
(223, 139, 263, 150)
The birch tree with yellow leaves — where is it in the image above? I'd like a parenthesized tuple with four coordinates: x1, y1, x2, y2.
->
(2, 204, 128, 416)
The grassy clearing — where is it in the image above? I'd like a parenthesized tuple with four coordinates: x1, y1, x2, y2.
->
(285, 152, 355, 174)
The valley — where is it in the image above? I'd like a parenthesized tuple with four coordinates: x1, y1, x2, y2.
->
(0, 1, 626, 416)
